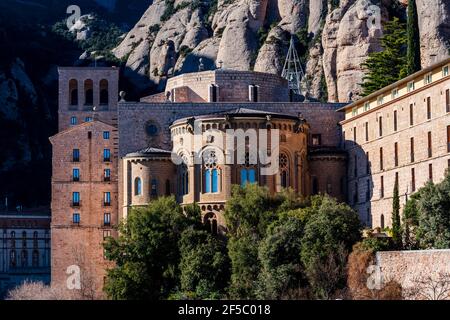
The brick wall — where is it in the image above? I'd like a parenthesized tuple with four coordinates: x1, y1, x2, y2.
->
(50, 121, 118, 299)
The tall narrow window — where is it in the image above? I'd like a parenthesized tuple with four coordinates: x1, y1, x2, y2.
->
(104, 192, 111, 206)
(240, 169, 248, 187)
(365, 122, 369, 142)
(70, 117, 77, 125)
(99, 79, 109, 105)
(427, 97, 431, 120)
(73, 149, 80, 162)
(178, 163, 189, 196)
(84, 79, 93, 105)
(103, 131, 110, 140)
(446, 89, 449, 113)
(103, 149, 111, 162)
(134, 177, 142, 196)
(209, 84, 218, 102)
(409, 104, 414, 126)
(394, 142, 398, 167)
(393, 110, 398, 131)
(429, 163, 433, 182)
(21, 250, 27, 267)
(73, 168, 80, 182)
(249, 85, 258, 102)
(353, 127, 357, 144)
(381, 214, 385, 229)
(104, 213, 111, 226)
(32, 250, 39, 267)
(410, 137, 415, 162)
(379, 147, 384, 171)
(447, 125, 450, 152)
(378, 116, 383, 137)
(69, 79, 78, 106)
(205, 170, 211, 193)
(72, 192, 80, 206)
(366, 152, 370, 175)
(279, 153, 289, 188)
(73, 213, 80, 224)
(428, 132, 432, 158)
(104, 169, 111, 181)
(354, 155, 358, 177)
(10, 250, 16, 267)
(411, 168, 416, 192)
(211, 169, 218, 193)
(380, 176, 384, 198)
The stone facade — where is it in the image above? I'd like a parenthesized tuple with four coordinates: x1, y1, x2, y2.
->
(376, 250, 450, 300)
(340, 57, 450, 228)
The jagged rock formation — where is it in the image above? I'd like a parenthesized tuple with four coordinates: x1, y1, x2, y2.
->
(113, 0, 449, 102)
(416, 0, 450, 68)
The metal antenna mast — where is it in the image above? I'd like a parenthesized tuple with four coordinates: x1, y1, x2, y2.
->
(281, 35, 306, 98)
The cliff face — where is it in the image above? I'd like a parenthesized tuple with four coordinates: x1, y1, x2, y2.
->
(114, 0, 450, 102)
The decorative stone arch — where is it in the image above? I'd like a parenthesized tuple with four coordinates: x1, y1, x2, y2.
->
(84, 79, 94, 105)
(69, 79, 78, 106)
(99, 79, 109, 105)
(204, 212, 218, 235)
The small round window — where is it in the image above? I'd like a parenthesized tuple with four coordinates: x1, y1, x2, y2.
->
(145, 121, 159, 137)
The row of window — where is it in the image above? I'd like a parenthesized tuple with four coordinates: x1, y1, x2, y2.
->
(353, 127, 450, 178)
(72, 212, 111, 226)
(353, 67, 449, 116)
(72, 148, 111, 162)
(7, 231, 41, 248)
(134, 178, 171, 197)
(72, 168, 111, 182)
(72, 192, 111, 207)
(9, 249, 41, 268)
(353, 161, 450, 205)
(349, 91, 450, 145)
(69, 79, 109, 106)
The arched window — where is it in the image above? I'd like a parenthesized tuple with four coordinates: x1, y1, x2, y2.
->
(84, 79, 93, 105)
(312, 177, 319, 195)
(380, 214, 385, 229)
(279, 153, 289, 188)
(178, 163, 189, 196)
(203, 150, 221, 193)
(69, 79, 78, 106)
(134, 177, 142, 196)
(10, 250, 16, 267)
(32, 250, 39, 267)
(204, 212, 218, 235)
(100, 79, 109, 105)
(240, 152, 257, 187)
(21, 250, 28, 267)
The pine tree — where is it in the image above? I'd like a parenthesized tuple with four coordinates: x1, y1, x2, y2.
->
(406, 0, 421, 75)
(361, 18, 407, 96)
(391, 178, 402, 249)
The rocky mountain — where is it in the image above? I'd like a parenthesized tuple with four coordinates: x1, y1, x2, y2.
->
(114, 0, 450, 102)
